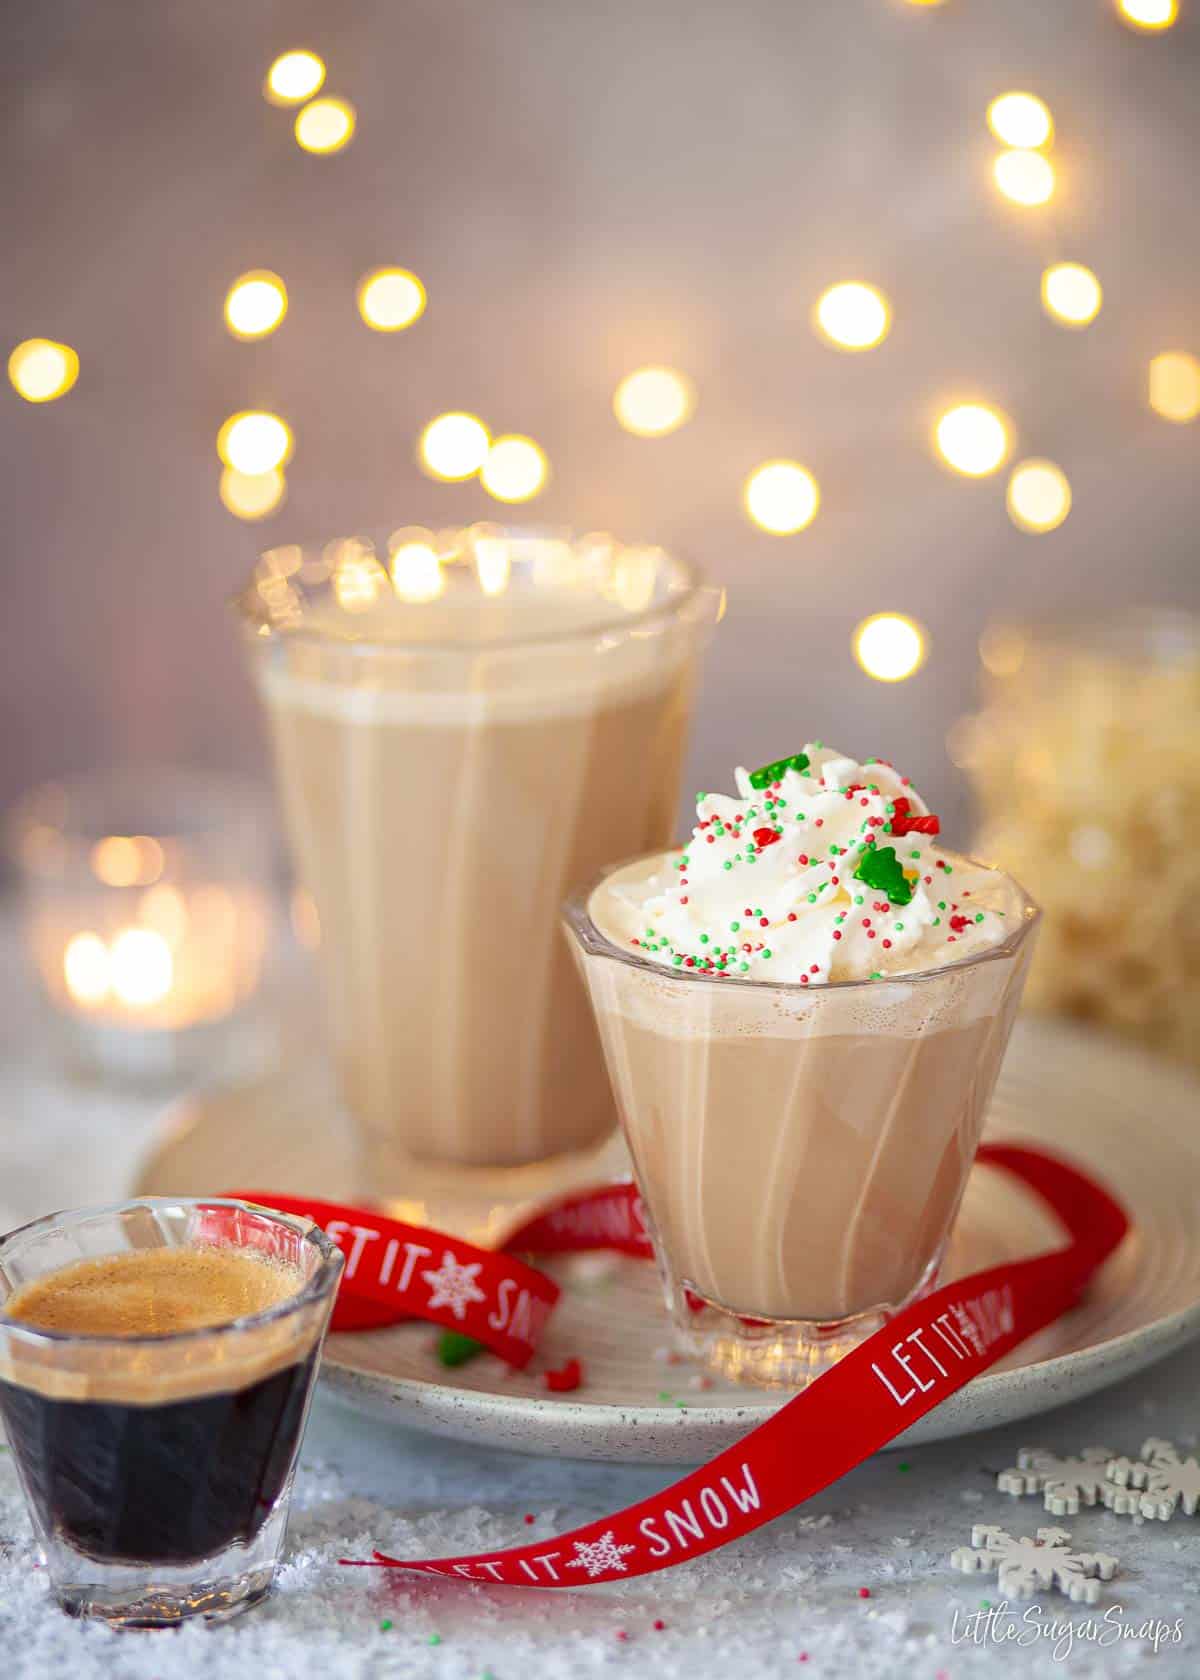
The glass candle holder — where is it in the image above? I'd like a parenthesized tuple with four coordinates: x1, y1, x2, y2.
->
(8, 770, 275, 1083)
(964, 611, 1200, 1069)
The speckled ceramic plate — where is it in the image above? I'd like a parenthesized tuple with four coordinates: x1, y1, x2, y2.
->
(135, 1016, 1200, 1465)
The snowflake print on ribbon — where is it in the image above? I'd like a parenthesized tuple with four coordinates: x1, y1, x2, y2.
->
(421, 1251, 486, 1321)
(1103, 1438, 1200, 1522)
(566, 1531, 638, 1579)
(996, 1447, 1117, 1516)
(950, 1525, 1119, 1606)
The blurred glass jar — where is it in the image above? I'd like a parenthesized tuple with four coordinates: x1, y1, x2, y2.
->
(7, 770, 276, 1084)
(961, 611, 1200, 1066)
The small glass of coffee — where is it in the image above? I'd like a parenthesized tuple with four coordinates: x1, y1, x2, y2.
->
(0, 1198, 342, 1627)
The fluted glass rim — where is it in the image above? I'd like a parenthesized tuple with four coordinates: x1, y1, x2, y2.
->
(233, 523, 721, 657)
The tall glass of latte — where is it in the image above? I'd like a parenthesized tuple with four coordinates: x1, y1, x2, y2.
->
(565, 740, 1039, 1386)
(237, 527, 719, 1228)
(0, 1198, 341, 1626)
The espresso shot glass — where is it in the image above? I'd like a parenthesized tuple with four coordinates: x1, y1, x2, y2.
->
(0, 1199, 342, 1627)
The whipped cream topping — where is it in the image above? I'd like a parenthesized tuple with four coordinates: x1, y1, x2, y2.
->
(597, 743, 1019, 984)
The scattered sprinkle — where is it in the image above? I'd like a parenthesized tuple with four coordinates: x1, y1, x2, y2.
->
(437, 1330, 485, 1368)
(379, 1618, 393, 1631)
(543, 1356, 583, 1393)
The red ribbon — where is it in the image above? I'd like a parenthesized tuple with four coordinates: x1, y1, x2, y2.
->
(336, 1144, 1128, 1586)
(228, 1193, 559, 1367)
(504, 1182, 652, 1260)
(233, 1145, 1127, 1587)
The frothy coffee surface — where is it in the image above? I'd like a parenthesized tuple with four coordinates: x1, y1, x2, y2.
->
(5, 1247, 302, 1338)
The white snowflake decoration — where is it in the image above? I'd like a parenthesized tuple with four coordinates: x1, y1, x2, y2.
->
(1103, 1438, 1200, 1522)
(421, 1251, 486, 1321)
(950, 1525, 1119, 1606)
(996, 1446, 1116, 1515)
(566, 1531, 638, 1578)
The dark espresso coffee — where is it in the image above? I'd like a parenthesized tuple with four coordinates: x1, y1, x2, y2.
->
(0, 1247, 315, 1565)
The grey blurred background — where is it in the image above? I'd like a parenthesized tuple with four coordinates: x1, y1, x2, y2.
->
(3, 0, 1198, 847)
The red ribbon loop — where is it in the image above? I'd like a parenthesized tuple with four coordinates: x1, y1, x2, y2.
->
(228, 1192, 559, 1367)
(330, 1143, 1128, 1587)
(505, 1182, 653, 1260)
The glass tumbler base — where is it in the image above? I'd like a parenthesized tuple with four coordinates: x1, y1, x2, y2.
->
(55, 1565, 274, 1629)
(674, 1251, 944, 1390)
(43, 1498, 291, 1628)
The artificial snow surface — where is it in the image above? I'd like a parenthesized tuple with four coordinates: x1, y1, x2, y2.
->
(4, 1370, 1200, 1680)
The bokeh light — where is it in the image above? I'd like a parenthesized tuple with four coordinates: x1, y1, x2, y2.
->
(8, 338, 79, 403)
(264, 49, 326, 105)
(294, 96, 356, 154)
(986, 92, 1053, 150)
(1040, 263, 1102, 327)
(357, 268, 426, 332)
(63, 934, 110, 1006)
(1006, 459, 1072, 533)
(389, 534, 445, 603)
(978, 623, 1028, 678)
(1148, 352, 1200, 422)
(91, 834, 163, 888)
(109, 928, 173, 1008)
(744, 461, 820, 534)
(220, 466, 287, 521)
(418, 412, 490, 480)
(992, 149, 1055, 206)
(224, 271, 288, 340)
(331, 547, 386, 612)
(934, 403, 1011, 475)
(480, 435, 549, 502)
(813, 282, 892, 351)
(853, 614, 928, 683)
(139, 884, 189, 948)
(612, 366, 695, 435)
(216, 411, 293, 475)
(1116, 0, 1177, 29)
(471, 529, 512, 596)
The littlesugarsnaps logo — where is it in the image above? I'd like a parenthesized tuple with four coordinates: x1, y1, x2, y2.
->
(951, 1602, 1184, 1661)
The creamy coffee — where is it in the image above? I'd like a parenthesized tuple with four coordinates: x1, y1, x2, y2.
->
(243, 531, 716, 1192)
(570, 741, 1038, 1381)
(1, 1244, 315, 1569)
(5, 1246, 302, 1338)
(578, 966, 1018, 1320)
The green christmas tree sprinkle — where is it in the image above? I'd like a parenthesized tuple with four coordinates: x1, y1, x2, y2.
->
(748, 750, 810, 789)
(853, 845, 914, 906)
